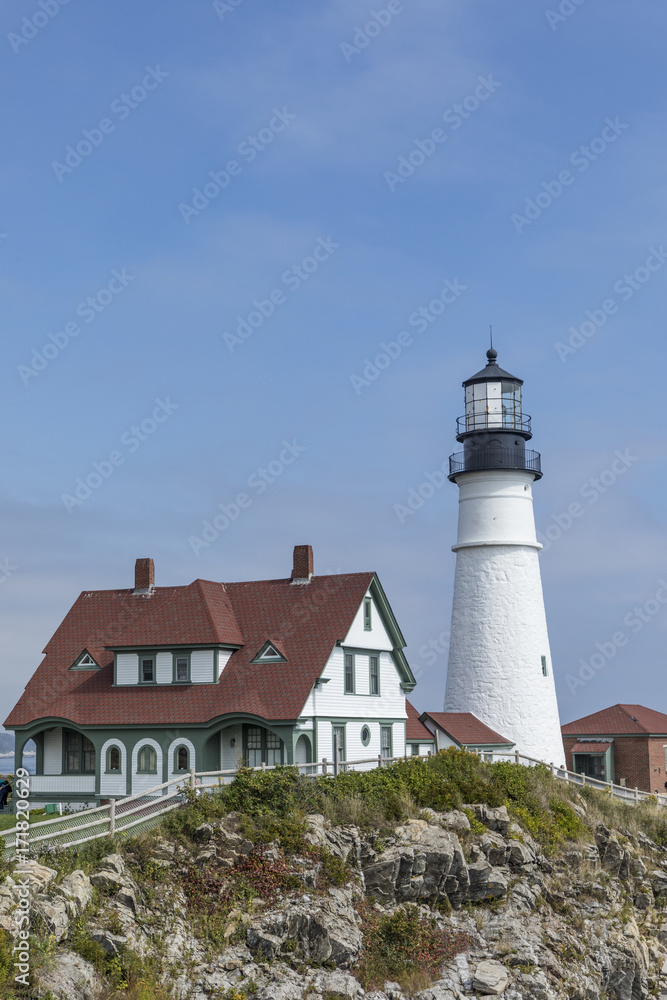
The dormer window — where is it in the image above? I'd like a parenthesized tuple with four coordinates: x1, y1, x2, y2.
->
(252, 641, 286, 663)
(71, 650, 99, 670)
(174, 655, 190, 682)
(141, 657, 155, 683)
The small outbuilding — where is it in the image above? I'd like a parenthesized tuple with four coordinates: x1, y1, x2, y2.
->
(562, 704, 667, 792)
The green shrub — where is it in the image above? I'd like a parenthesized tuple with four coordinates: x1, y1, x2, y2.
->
(354, 903, 476, 993)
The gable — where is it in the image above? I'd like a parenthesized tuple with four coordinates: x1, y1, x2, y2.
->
(342, 577, 415, 692)
(344, 591, 393, 649)
(70, 650, 100, 671)
(251, 641, 287, 663)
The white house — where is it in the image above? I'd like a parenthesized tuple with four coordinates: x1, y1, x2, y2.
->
(5, 546, 418, 808)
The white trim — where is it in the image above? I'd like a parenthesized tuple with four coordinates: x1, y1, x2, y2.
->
(168, 737, 196, 774)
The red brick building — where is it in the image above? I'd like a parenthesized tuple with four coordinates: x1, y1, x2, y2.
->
(562, 704, 667, 793)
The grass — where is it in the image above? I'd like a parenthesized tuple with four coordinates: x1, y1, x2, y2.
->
(0, 808, 46, 831)
(25, 749, 667, 880)
(353, 902, 476, 993)
(159, 750, 596, 856)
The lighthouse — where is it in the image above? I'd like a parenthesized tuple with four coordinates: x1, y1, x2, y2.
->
(443, 349, 565, 766)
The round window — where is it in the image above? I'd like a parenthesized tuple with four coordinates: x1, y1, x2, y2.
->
(361, 725, 371, 747)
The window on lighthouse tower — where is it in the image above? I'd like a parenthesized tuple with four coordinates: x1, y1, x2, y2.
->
(465, 380, 522, 431)
(501, 382, 521, 428)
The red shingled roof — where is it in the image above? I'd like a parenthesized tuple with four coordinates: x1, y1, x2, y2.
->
(405, 700, 435, 742)
(570, 741, 612, 754)
(5, 572, 376, 728)
(420, 711, 513, 747)
(562, 705, 667, 736)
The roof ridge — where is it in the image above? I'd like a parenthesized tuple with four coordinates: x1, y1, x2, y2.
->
(225, 571, 375, 587)
(618, 704, 651, 732)
(193, 578, 232, 645)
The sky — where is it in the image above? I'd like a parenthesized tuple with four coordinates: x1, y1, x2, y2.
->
(1, 0, 666, 734)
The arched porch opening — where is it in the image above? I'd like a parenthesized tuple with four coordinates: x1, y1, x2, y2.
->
(294, 734, 312, 773)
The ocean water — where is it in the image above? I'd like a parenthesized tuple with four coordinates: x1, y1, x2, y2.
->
(0, 754, 36, 776)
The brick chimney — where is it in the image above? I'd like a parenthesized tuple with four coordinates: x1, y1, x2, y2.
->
(291, 545, 313, 584)
(134, 558, 155, 593)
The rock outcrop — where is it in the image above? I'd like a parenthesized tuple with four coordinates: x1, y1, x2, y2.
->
(5, 802, 667, 1000)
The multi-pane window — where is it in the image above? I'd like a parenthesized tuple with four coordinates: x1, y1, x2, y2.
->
(246, 727, 263, 767)
(381, 726, 392, 760)
(175, 656, 189, 682)
(369, 655, 379, 695)
(245, 727, 283, 767)
(410, 743, 419, 756)
(333, 726, 345, 769)
(107, 746, 121, 772)
(344, 653, 354, 693)
(138, 745, 157, 772)
(363, 598, 372, 630)
(65, 731, 95, 773)
(141, 658, 155, 683)
(266, 732, 282, 766)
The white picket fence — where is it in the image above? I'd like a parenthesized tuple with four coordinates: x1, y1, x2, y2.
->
(1, 746, 663, 862)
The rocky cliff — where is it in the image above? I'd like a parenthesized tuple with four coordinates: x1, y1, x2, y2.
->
(4, 788, 667, 1000)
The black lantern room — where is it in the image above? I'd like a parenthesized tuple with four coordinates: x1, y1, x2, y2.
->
(448, 349, 542, 480)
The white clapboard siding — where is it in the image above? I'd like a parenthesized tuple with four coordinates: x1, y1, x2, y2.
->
(116, 653, 138, 685)
(131, 739, 163, 796)
(191, 649, 214, 683)
(354, 653, 370, 696)
(217, 649, 233, 680)
(317, 720, 333, 762)
(100, 738, 127, 796)
(344, 592, 393, 650)
(168, 737, 196, 773)
(391, 721, 406, 758)
(302, 648, 406, 720)
(43, 728, 63, 775)
(156, 651, 172, 684)
(31, 775, 95, 793)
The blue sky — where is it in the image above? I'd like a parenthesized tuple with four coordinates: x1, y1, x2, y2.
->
(1, 0, 666, 732)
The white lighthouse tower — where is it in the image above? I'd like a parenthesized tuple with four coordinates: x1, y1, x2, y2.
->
(444, 349, 565, 766)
